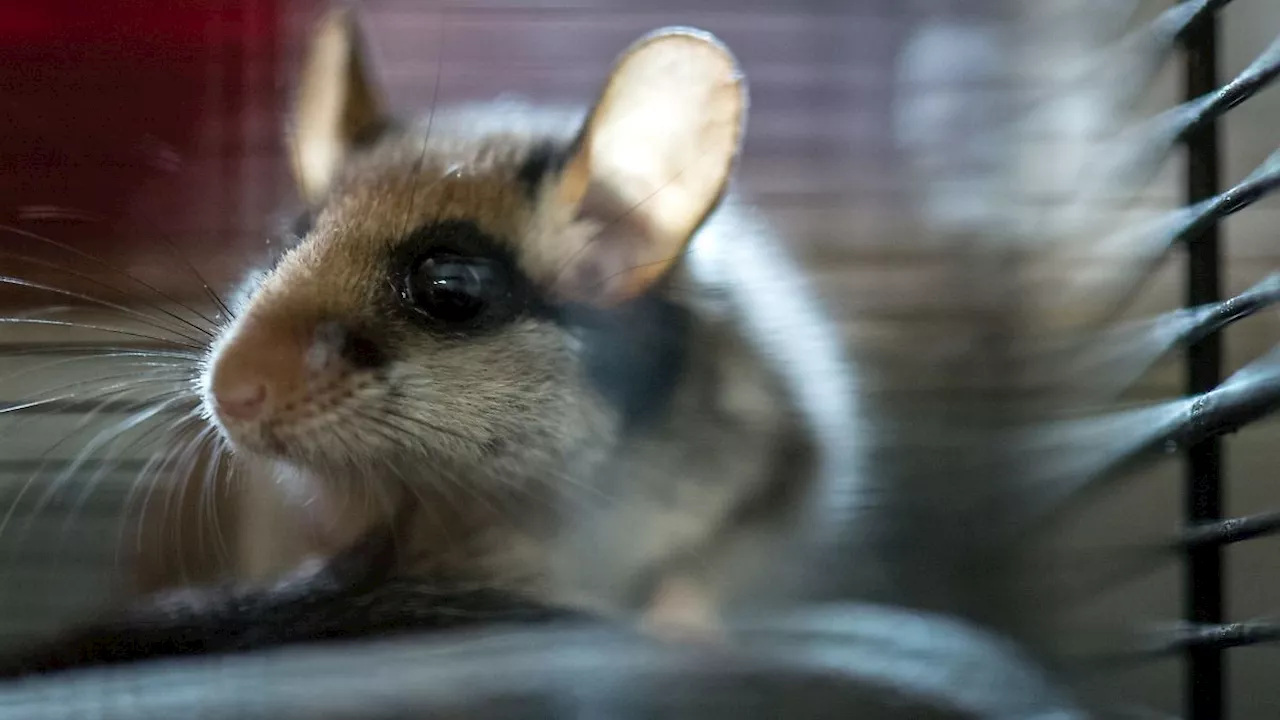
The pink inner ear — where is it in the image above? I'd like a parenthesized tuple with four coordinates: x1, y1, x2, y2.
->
(562, 234, 638, 305)
(555, 181, 660, 306)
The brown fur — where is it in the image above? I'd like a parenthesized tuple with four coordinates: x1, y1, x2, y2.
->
(201, 10, 856, 626)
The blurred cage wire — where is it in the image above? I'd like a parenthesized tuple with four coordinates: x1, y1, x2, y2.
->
(0, 0, 1277, 719)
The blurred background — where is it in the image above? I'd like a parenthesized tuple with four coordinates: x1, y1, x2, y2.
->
(0, 0, 1276, 716)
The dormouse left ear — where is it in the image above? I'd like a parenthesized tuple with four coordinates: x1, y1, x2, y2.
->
(288, 6, 389, 207)
(549, 27, 747, 306)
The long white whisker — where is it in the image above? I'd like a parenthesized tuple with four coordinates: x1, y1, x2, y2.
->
(11, 362, 192, 392)
(0, 353, 196, 395)
(0, 372, 194, 415)
(55, 415, 180, 552)
(0, 345, 200, 360)
(21, 378, 188, 458)
(162, 424, 220, 586)
(0, 388, 192, 550)
(0, 264, 214, 345)
(0, 222, 223, 329)
(120, 411, 204, 567)
(11, 393, 193, 548)
(0, 317, 204, 351)
(181, 427, 220, 575)
(0, 251, 218, 340)
(198, 433, 234, 571)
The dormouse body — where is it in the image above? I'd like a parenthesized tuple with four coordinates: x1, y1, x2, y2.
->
(202, 8, 858, 627)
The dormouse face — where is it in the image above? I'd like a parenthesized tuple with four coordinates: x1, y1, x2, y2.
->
(200, 8, 747, 491)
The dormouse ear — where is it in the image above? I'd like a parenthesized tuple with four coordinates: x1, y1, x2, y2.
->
(288, 6, 388, 207)
(552, 27, 747, 306)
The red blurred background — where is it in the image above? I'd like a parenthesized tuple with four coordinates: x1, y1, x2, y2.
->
(0, 0, 288, 304)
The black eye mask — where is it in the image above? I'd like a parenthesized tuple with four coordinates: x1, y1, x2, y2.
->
(383, 218, 689, 427)
(388, 219, 545, 336)
(562, 294, 692, 431)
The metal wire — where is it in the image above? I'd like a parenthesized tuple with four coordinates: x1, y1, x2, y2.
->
(1181, 1, 1273, 718)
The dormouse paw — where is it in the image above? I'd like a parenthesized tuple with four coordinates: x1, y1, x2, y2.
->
(639, 575, 727, 645)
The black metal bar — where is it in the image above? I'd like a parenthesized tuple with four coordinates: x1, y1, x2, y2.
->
(1149, 619, 1280, 655)
(1179, 272, 1280, 347)
(1181, 4, 1225, 718)
(1182, 510, 1280, 548)
(1095, 619, 1280, 670)
(1068, 506, 1280, 605)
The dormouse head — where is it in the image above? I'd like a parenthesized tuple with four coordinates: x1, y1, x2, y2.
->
(201, 8, 748, 491)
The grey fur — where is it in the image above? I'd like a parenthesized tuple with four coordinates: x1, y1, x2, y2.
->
(200, 33, 861, 623)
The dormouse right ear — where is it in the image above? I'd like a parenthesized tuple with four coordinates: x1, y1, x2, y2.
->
(288, 6, 389, 207)
(546, 27, 747, 307)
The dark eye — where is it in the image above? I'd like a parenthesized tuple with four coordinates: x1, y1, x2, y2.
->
(405, 252, 510, 326)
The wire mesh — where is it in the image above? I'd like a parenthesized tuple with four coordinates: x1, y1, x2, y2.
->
(1177, 2, 1279, 718)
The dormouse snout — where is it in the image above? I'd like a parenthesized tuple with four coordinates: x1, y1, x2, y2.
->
(208, 315, 383, 430)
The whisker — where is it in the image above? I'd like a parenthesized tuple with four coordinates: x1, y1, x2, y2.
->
(376, 451, 458, 557)
(346, 408, 515, 520)
(363, 402, 607, 511)
(115, 412, 205, 574)
(122, 412, 205, 563)
(200, 434, 234, 571)
(0, 345, 201, 361)
(399, 126, 434, 241)
(5, 357, 193, 385)
(3, 303, 77, 320)
(0, 353, 195, 396)
(0, 251, 218, 340)
(550, 146, 719, 289)
(370, 398, 611, 517)
(0, 317, 206, 351)
(56, 415, 180, 545)
(580, 246, 699, 299)
(377, 392, 485, 445)
(0, 222, 224, 329)
(136, 224, 234, 323)
(1, 391, 192, 569)
(319, 414, 407, 520)
(314, 425, 367, 521)
(0, 371, 194, 415)
(398, 8, 449, 242)
(21, 391, 192, 510)
(164, 424, 220, 586)
(0, 386, 193, 544)
(0, 274, 208, 345)
(13, 379, 189, 461)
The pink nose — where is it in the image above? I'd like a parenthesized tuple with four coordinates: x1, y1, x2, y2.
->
(213, 379, 268, 421)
